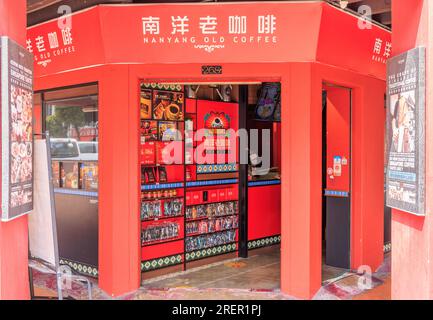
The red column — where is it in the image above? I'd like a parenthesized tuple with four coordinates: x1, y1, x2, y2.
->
(0, 0, 30, 300)
(280, 63, 322, 299)
(98, 65, 141, 296)
(391, 0, 433, 299)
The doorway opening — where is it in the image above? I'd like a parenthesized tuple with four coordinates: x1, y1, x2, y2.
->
(322, 84, 352, 284)
(139, 82, 281, 291)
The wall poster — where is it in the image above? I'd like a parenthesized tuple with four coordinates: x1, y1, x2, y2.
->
(386, 47, 425, 216)
(1, 37, 34, 221)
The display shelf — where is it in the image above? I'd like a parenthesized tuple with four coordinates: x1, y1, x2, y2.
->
(248, 179, 281, 187)
(141, 183, 184, 191)
(141, 195, 184, 202)
(141, 237, 184, 248)
(186, 179, 238, 188)
(142, 214, 184, 223)
(186, 199, 239, 207)
(186, 227, 239, 238)
(140, 83, 240, 275)
(186, 213, 239, 222)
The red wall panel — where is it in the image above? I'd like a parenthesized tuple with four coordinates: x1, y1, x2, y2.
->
(0, 0, 30, 300)
(325, 87, 351, 193)
(391, 0, 433, 300)
(248, 185, 281, 241)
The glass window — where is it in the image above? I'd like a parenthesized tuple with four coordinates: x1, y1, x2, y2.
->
(44, 95, 99, 161)
(41, 85, 99, 274)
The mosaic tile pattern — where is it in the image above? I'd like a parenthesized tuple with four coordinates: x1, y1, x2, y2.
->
(142, 83, 183, 92)
(248, 235, 281, 250)
(59, 259, 98, 277)
(197, 164, 238, 174)
(142, 254, 183, 272)
(186, 243, 237, 262)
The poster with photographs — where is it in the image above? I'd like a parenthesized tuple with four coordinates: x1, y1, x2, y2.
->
(153, 90, 184, 121)
(158, 121, 179, 141)
(1, 37, 33, 221)
(140, 120, 158, 143)
(386, 47, 426, 216)
(255, 83, 281, 121)
(140, 89, 152, 120)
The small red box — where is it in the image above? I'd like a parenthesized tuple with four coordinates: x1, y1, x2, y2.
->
(156, 141, 183, 165)
(209, 190, 219, 203)
(141, 142, 156, 165)
(218, 189, 227, 202)
(186, 192, 192, 206)
(192, 191, 202, 204)
(226, 188, 237, 200)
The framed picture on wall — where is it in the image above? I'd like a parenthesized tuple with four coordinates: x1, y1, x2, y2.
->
(140, 89, 152, 120)
(153, 90, 184, 121)
(158, 121, 179, 141)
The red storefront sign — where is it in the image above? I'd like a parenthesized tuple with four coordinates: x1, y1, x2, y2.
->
(27, 3, 390, 79)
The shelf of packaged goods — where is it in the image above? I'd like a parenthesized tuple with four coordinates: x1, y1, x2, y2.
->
(141, 195, 184, 202)
(186, 179, 238, 188)
(141, 237, 184, 248)
(141, 214, 184, 223)
(141, 182, 184, 191)
(185, 213, 239, 223)
(185, 228, 239, 238)
(186, 200, 238, 207)
(186, 241, 238, 254)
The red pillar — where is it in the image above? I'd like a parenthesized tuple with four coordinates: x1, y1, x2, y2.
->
(98, 65, 141, 296)
(280, 63, 322, 299)
(391, 0, 433, 299)
(0, 0, 30, 300)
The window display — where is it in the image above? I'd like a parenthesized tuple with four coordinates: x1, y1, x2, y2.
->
(140, 82, 239, 275)
(186, 216, 239, 236)
(80, 162, 99, 191)
(141, 222, 180, 245)
(153, 90, 184, 121)
(43, 89, 99, 276)
(140, 89, 153, 120)
(185, 230, 236, 252)
(140, 120, 158, 143)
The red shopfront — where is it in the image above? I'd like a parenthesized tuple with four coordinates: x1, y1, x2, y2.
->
(29, 2, 390, 299)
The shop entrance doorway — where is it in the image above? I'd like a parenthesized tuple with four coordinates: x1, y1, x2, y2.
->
(139, 82, 281, 291)
(322, 84, 352, 282)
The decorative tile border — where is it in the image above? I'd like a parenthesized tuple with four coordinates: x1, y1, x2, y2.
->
(248, 180, 281, 187)
(59, 258, 98, 277)
(248, 235, 281, 250)
(141, 83, 183, 92)
(141, 254, 183, 272)
(186, 179, 238, 188)
(197, 164, 238, 174)
(186, 243, 237, 262)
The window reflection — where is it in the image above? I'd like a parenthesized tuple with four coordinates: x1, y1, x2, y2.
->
(44, 95, 98, 191)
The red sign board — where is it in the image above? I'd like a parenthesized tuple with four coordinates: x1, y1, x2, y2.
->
(27, 2, 390, 79)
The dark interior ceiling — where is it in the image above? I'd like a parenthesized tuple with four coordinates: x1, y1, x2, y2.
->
(27, 0, 392, 29)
